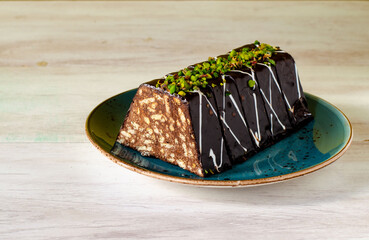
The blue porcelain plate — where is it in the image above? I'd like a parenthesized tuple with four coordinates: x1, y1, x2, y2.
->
(86, 90, 352, 187)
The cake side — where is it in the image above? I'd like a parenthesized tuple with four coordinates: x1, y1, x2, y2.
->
(272, 52, 313, 127)
(185, 89, 232, 175)
(115, 84, 204, 176)
(254, 63, 293, 140)
(227, 69, 273, 150)
(210, 75, 256, 164)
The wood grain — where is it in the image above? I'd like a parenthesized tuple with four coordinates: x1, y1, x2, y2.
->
(0, 1, 368, 239)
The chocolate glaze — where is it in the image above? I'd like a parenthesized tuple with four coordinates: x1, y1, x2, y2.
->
(227, 69, 273, 149)
(186, 89, 232, 175)
(272, 52, 313, 127)
(293, 97, 313, 127)
(254, 63, 293, 140)
(209, 75, 256, 164)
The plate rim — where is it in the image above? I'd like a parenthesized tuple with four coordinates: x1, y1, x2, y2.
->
(86, 91, 353, 187)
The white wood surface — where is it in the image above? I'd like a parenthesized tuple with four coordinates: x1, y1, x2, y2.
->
(1, 1, 368, 239)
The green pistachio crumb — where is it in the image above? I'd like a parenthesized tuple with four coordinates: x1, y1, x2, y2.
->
(169, 84, 176, 94)
(248, 79, 256, 88)
(229, 49, 236, 57)
(156, 41, 279, 95)
(268, 59, 276, 66)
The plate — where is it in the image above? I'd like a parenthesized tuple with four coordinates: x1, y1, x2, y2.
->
(86, 89, 352, 187)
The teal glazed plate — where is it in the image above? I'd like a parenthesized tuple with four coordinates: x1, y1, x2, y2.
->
(86, 90, 353, 187)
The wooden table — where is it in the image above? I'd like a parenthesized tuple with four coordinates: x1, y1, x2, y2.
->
(1, 1, 368, 239)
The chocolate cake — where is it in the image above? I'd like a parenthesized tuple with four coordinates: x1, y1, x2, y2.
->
(112, 41, 313, 177)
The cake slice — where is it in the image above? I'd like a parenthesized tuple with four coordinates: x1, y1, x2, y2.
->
(112, 41, 313, 177)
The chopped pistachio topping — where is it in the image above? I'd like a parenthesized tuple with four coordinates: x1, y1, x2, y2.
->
(248, 79, 256, 88)
(156, 40, 280, 96)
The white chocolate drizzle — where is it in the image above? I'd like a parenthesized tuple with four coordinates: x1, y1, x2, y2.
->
(260, 89, 286, 131)
(294, 63, 302, 99)
(197, 91, 202, 154)
(229, 70, 261, 147)
(257, 63, 291, 133)
(222, 76, 248, 152)
(228, 92, 248, 129)
(258, 63, 293, 113)
(200, 91, 246, 152)
(252, 93, 261, 147)
(195, 90, 224, 170)
(209, 148, 222, 172)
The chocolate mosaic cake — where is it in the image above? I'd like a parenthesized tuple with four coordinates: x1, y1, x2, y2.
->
(112, 41, 313, 177)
